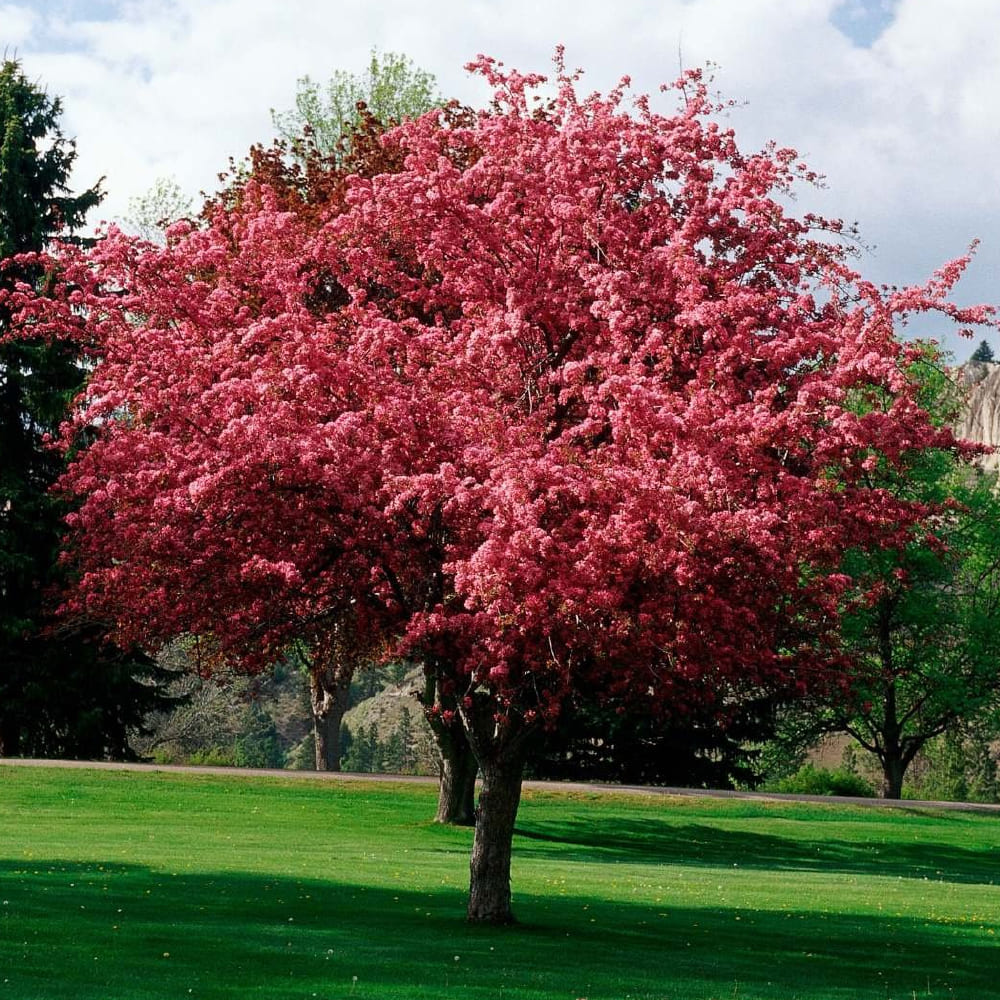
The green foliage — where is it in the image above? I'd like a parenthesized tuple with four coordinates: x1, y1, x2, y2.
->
(0, 60, 102, 258)
(970, 339, 995, 363)
(396, 705, 415, 772)
(905, 727, 999, 803)
(232, 703, 285, 769)
(349, 664, 390, 706)
(271, 49, 440, 161)
(121, 175, 193, 243)
(186, 746, 236, 767)
(134, 651, 312, 767)
(341, 722, 379, 772)
(828, 347, 1000, 796)
(339, 712, 421, 774)
(0, 59, 177, 758)
(3, 764, 1000, 999)
(766, 762, 875, 798)
(284, 731, 317, 770)
(529, 692, 777, 788)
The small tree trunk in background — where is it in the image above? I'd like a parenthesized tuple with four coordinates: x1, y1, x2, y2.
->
(420, 660, 478, 825)
(466, 751, 525, 924)
(310, 666, 352, 771)
(435, 726, 478, 825)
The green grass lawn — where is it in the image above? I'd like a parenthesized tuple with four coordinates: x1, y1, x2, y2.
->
(1, 766, 998, 999)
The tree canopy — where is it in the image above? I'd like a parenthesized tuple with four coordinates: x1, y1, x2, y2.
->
(5, 54, 994, 919)
(271, 49, 441, 162)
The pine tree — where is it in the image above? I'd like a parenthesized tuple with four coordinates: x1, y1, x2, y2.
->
(970, 339, 995, 363)
(0, 59, 175, 758)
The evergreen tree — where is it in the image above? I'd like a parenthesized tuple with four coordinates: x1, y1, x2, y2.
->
(970, 339, 995, 363)
(0, 59, 174, 758)
(233, 703, 285, 769)
(396, 706, 415, 773)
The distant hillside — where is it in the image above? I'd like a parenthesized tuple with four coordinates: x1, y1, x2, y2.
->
(341, 667, 439, 775)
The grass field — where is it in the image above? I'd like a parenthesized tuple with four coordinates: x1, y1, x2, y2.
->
(1, 766, 998, 999)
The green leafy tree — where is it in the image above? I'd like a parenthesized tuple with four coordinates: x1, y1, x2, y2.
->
(121, 175, 193, 243)
(0, 58, 174, 758)
(271, 49, 440, 162)
(832, 352, 1000, 798)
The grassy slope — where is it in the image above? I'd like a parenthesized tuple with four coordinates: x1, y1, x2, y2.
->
(0, 767, 997, 1000)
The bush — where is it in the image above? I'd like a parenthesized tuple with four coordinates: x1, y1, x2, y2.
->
(767, 763, 875, 798)
(187, 746, 235, 767)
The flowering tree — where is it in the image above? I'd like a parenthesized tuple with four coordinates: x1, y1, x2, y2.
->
(215, 103, 482, 802)
(6, 54, 993, 923)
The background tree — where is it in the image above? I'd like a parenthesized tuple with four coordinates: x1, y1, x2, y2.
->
(905, 721, 999, 803)
(0, 58, 176, 759)
(271, 49, 440, 162)
(232, 701, 285, 769)
(528, 687, 779, 789)
(13, 56, 993, 924)
(829, 353, 1000, 798)
(970, 339, 995, 363)
(120, 175, 193, 243)
(286, 615, 383, 772)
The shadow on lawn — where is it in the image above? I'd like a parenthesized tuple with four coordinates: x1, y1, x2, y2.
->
(512, 817, 997, 886)
(0, 856, 995, 1000)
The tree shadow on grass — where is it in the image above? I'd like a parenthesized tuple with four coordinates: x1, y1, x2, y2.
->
(512, 817, 999, 886)
(0, 857, 996, 1000)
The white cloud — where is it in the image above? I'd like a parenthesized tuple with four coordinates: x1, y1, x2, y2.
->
(5, 0, 999, 357)
(0, 3, 38, 47)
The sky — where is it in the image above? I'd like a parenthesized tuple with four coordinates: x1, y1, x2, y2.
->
(1, 0, 997, 358)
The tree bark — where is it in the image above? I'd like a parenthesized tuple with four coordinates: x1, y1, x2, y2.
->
(419, 659, 478, 825)
(877, 624, 907, 800)
(881, 755, 906, 800)
(310, 665, 352, 771)
(435, 726, 477, 825)
(466, 751, 526, 924)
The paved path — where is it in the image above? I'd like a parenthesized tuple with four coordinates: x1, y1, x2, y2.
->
(3, 756, 999, 814)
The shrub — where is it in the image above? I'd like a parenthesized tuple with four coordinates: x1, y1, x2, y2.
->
(187, 747, 235, 767)
(768, 763, 875, 798)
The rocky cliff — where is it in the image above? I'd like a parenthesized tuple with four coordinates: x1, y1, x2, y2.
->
(955, 361, 1000, 473)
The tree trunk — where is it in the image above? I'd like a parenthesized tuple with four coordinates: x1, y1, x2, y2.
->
(419, 659, 478, 825)
(881, 755, 906, 799)
(467, 752, 525, 924)
(310, 666, 352, 771)
(435, 727, 477, 825)
(879, 672, 906, 799)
